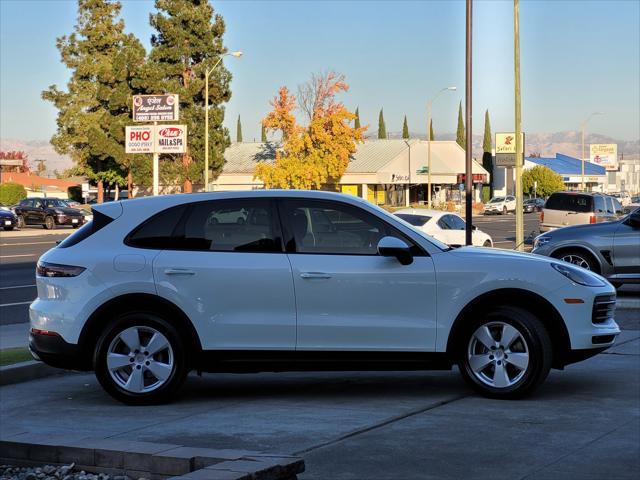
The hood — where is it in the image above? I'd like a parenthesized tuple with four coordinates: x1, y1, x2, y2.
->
(446, 245, 557, 265)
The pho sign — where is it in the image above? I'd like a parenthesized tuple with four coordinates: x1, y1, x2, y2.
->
(495, 132, 525, 167)
(125, 126, 154, 153)
(132, 94, 179, 122)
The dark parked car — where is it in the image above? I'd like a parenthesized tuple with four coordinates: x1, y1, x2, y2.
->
(0, 208, 18, 230)
(15, 198, 85, 230)
(524, 198, 545, 213)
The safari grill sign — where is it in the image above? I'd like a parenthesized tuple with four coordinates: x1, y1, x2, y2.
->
(495, 132, 525, 167)
(156, 125, 187, 153)
(132, 94, 179, 122)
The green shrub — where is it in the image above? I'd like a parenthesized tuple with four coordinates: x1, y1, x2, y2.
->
(0, 182, 27, 205)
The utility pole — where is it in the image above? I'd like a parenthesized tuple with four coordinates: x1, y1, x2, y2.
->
(464, 0, 473, 245)
(514, 0, 524, 251)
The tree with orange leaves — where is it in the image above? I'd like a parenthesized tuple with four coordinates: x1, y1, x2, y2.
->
(255, 72, 366, 190)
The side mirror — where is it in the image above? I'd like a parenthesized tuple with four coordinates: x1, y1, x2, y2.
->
(627, 211, 640, 228)
(377, 236, 413, 265)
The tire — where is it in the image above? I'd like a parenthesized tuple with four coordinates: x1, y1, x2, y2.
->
(73, 224, 80, 229)
(94, 312, 189, 405)
(552, 249, 599, 273)
(44, 216, 56, 230)
(457, 306, 552, 399)
(483, 240, 492, 247)
(3, 226, 14, 231)
(502, 206, 507, 215)
(16, 215, 25, 229)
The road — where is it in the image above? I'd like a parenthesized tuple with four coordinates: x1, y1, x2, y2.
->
(472, 211, 542, 249)
(0, 231, 69, 326)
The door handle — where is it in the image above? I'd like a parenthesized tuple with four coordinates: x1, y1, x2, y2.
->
(164, 268, 196, 275)
(300, 272, 332, 279)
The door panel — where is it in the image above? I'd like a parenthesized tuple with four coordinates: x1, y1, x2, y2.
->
(613, 221, 640, 274)
(279, 198, 437, 352)
(289, 254, 437, 351)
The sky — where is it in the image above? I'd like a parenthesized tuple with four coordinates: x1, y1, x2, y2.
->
(1, 0, 639, 144)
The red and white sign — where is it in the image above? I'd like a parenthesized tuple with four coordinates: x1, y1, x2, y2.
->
(155, 125, 187, 153)
(125, 126, 154, 153)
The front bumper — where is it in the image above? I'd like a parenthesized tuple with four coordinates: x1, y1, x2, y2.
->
(55, 215, 83, 226)
(1, 218, 16, 228)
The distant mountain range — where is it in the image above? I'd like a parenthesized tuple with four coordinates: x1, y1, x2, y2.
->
(371, 131, 640, 160)
(2, 132, 638, 176)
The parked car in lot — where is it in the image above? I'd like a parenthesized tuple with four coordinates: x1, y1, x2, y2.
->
(394, 209, 493, 247)
(484, 195, 516, 215)
(624, 195, 640, 214)
(30, 191, 620, 404)
(523, 198, 545, 213)
(533, 208, 640, 288)
(0, 208, 18, 230)
(15, 197, 85, 229)
(540, 192, 622, 233)
(609, 191, 631, 207)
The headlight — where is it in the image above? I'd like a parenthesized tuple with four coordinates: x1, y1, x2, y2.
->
(551, 262, 606, 287)
(533, 235, 551, 249)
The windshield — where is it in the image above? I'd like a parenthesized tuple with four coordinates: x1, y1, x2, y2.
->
(395, 213, 431, 227)
(44, 199, 70, 208)
(488, 197, 504, 203)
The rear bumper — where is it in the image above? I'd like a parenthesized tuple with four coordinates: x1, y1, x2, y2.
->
(29, 329, 90, 371)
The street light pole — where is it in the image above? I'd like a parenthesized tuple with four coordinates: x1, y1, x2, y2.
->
(581, 111, 604, 191)
(204, 51, 242, 192)
(427, 86, 456, 208)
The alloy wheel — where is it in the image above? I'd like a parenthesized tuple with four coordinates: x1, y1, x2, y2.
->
(45, 216, 54, 229)
(17, 215, 24, 228)
(467, 321, 530, 389)
(107, 326, 174, 394)
(560, 254, 591, 270)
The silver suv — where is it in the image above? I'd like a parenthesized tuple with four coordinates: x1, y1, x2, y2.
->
(533, 208, 640, 287)
(540, 192, 622, 233)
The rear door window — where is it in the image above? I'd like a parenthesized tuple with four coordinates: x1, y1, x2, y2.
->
(594, 196, 606, 214)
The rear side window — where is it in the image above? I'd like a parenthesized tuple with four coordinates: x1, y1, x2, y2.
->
(545, 194, 592, 213)
(395, 214, 431, 226)
(126, 204, 188, 249)
(58, 210, 114, 248)
(594, 196, 605, 213)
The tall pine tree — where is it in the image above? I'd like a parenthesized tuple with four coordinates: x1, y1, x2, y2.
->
(429, 119, 435, 141)
(378, 108, 387, 139)
(482, 109, 494, 195)
(147, 0, 232, 192)
(236, 115, 243, 142)
(402, 115, 409, 139)
(43, 0, 145, 203)
(456, 101, 466, 150)
(261, 122, 267, 142)
(354, 107, 361, 129)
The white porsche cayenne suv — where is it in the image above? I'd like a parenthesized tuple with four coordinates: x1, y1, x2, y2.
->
(29, 191, 620, 404)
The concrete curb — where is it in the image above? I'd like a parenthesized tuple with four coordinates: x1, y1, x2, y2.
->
(617, 298, 640, 310)
(0, 435, 304, 480)
(0, 360, 65, 387)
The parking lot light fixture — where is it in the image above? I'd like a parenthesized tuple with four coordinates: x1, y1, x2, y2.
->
(205, 51, 243, 192)
(427, 86, 456, 208)
(581, 111, 604, 191)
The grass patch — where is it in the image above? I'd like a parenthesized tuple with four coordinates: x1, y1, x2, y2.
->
(0, 347, 33, 366)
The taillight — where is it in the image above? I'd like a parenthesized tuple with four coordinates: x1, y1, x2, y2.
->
(540, 211, 544, 222)
(36, 261, 85, 278)
(589, 215, 596, 224)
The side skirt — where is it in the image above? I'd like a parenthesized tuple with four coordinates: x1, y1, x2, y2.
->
(197, 351, 453, 374)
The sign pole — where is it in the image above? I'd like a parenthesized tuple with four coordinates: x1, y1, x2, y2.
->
(464, 0, 473, 246)
(514, 0, 524, 251)
(153, 121, 159, 196)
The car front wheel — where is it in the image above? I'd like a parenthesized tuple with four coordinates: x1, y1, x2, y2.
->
(458, 306, 552, 399)
(44, 216, 55, 230)
(94, 312, 188, 405)
(16, 215, 25, 228)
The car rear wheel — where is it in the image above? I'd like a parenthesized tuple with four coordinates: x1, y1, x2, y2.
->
(483, 240, 492, 247)
(458, 306, 552, 399)
(44, 216, 55, 230)
(3, 226, 14, 231)
(94, 312, 188, 405)
(502, 206, 507, 215)
(553, 249, 599, 272)
(16, 215, 24, 229)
